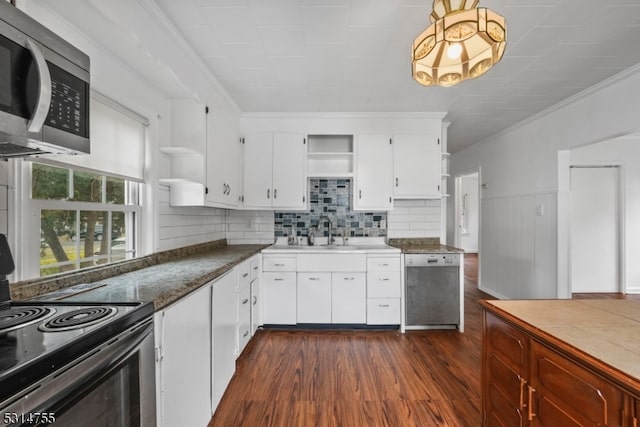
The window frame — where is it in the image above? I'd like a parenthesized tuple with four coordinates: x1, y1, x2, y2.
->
(26, 162, 142, 277)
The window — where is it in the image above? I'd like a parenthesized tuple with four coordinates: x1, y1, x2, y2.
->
(32, 163, 140, 277)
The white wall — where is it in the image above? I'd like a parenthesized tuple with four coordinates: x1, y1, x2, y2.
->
(449, 65, 640, 299)
(570, 136, 640, 293)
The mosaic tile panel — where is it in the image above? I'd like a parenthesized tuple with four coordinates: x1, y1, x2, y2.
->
(274, 179, 387, 238)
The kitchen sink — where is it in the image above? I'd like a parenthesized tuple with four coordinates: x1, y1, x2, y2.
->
(263, 243, 400, 254)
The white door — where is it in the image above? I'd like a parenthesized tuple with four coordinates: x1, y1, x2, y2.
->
(570, 167, 619, 293)
(455, 172, 479, 252)
(272, 133, 306, 209)
(243, 133, 273, 208)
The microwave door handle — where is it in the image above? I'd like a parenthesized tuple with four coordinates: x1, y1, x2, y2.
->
(26, 38, 52, 133)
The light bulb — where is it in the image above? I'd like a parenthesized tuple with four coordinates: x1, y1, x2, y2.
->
(447, 43, 462, 59)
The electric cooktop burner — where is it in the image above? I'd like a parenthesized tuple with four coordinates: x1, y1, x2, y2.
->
(0, 306, 55, 333)
(38, 306, 118, 332)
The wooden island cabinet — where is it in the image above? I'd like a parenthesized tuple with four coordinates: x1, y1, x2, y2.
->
(481, 300, 640, 427)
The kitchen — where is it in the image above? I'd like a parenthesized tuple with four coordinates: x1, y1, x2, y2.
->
(1, 0, 640, 426)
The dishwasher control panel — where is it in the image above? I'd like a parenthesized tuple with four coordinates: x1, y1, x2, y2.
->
(405, 253, 460, 267)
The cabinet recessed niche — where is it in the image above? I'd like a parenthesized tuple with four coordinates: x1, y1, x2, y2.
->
(307, 135, 354, 177)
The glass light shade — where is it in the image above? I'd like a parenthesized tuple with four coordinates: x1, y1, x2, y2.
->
(412, 1, 506, 87)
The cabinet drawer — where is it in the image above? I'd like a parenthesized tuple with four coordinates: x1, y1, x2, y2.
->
(238, 262, 251, 289)
(367, 256, 400, 272)
(236, 318, 251, 357)
(237, 285, 251, 321)
(263, 256, 296, 272)
(250, 256, 261, 281)
(367, 298, 400, 325)
(367, 271, 401, 298)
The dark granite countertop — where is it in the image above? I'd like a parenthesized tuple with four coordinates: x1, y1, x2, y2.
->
(12, 241, 268, 310)
(387, 238, 464, 254)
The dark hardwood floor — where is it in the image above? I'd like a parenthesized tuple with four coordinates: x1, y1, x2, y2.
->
(209, 254, 491, 427)
(209, 254, 639, 426)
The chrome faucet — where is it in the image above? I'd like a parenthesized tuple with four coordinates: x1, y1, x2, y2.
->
(317, 215, 333, 245)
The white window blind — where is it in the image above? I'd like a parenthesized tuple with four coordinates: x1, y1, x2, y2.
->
(40, 93, 147, 182)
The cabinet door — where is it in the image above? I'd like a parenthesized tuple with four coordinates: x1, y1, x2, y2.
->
(243, 133, 274, 208)
(354, 134, 393, 210)
(272, 133, 307, 210)
(297, 272, 332, 323)
(332, 272, 366, 323)
(262, 272, 297, 324)
(528, 340, 624, 427)
(158, 284, 211, 427)
(393, 133, 441, 198)
(482, 311, 529, 427)
(212, 270, 238, 410)
(225, 133, 243, 206)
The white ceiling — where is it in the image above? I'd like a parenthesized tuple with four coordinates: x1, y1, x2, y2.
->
(149, 0, 640, 153)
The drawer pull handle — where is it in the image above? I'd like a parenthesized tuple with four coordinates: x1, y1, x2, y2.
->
(243, 330, 249, 337)
(242, 298, 249, 305)
(253, 266, 259, 270)
(274, 278, 284, 281)
(379, 278, 390, 281)
(274, 263, 285, 267)
(344, 277, 355, 281)
(527, 385, 536, 421)
(242, 273, 249, 278)
(253, 296, 257, 305)
(309, 277, 320, 281)
(378, 304, 390, 308)
(379, 263, 389, 267)
(519, 377, 526, 410)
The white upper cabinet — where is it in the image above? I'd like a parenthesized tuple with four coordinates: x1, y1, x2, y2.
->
(393, 133, 442, 199)
(161, 99, 242, 208)
(353, 134, 394, 211)
(206, 111, 242, 207)
(243, 133, 307, 210)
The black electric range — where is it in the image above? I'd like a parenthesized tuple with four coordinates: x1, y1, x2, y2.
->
(0, 234, 154, 408)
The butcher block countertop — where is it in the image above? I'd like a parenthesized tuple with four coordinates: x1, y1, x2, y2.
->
(482, 299, 640, 393)
(11, 240, 267, 310)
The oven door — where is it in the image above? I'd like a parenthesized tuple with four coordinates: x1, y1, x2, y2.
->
(0, 318, 156, 427)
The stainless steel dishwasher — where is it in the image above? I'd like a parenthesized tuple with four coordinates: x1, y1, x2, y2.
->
(405, 253, 460, 330)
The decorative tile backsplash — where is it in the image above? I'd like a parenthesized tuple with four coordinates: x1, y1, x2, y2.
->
(274, 179, 387, 238)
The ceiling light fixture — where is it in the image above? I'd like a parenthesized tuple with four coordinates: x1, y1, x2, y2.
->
(411, 0, 507, 87)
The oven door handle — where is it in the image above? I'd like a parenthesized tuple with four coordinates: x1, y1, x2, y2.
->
(25, 38, 52, 134)
(21, 319, 154, 426)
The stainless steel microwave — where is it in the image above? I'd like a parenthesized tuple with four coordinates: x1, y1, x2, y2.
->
(0, 1, 90, 158)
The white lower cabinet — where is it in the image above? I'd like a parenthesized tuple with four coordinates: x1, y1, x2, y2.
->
(262, 272, 297, 324)
(261, 251, 400, 327)
(211, 270, 237, 410)
(155, 257, 265, 427)
(155, 283, 212, 427)
(297, 273, 332, 323)
(262, 255, 297, 325)
(366, 255, 401, 325)
(332, 272, 367, 323)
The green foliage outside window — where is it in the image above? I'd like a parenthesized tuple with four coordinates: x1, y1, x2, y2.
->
(33, 163, 131, 276)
